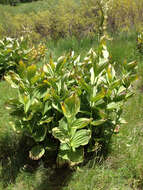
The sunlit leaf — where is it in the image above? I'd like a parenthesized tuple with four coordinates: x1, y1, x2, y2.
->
(70, 129, 91, 149)
(61, 94, 80, 119)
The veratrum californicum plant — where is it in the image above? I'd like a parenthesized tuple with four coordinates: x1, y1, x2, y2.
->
(5, 35, 138, 166)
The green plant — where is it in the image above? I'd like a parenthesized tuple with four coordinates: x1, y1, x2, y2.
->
(5, 35, 138, 166)
(0, 37, 46, 78)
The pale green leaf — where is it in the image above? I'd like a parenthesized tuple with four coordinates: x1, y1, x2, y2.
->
(70, 129, 91, 148)
(71, 118, 92, 129)
(91, 119, 107, 126)
(61, 94, 80, 119)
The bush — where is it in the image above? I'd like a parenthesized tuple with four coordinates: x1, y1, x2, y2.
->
(5, 36, 138, 166)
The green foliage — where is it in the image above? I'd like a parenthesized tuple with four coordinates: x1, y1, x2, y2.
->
(0, 0, 143, 40)
(0, 37, 46, 78)
(108, 0, 143, 33)
(0, 37, 30, 78)
(5, 36, 138, 166)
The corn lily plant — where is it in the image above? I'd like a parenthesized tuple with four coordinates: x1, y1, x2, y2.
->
(5, 36, 138, 166)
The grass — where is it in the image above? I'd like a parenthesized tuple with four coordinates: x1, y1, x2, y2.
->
(45, 36, 98, 60)
(1, 32, 143, 190)
(0, 0, 58, 15)
(0, 81, 17, 136)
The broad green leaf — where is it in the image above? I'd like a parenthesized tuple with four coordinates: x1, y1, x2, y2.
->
(49, 57, 55, 70)
(77, 78, 91, 93)
(18, 60, 26, 78)
(61, 94, 80, 119)
(99, 110, 108, 119)
(52, 102, 62, 113)
(125, 91, 134, 99)
(32, 127, 47, 142)
(107, 102, 123, 110)
(5, 74, 19, 88)
(43, 101, 52, 115)
(118, 86, 126, 94)
(71, 118, 92, 129)
(94, 99, 105, 107)
(29, 145, 45, 160)
(18, 94, 31, 113)
(43, 93, 51, 102)
(58, 147, 84, 165)
(23, 95, 36, 113)
(24, 98, 31, 113)
(27, 64, 37, 82)
(56, 56, 66, 72)
(59, 117, 68, 130)
(70, 129, 91, 149)
(43, 64, 54, 77)
(107, 64, 112, 81)
(95, 57, 108, 76)
(52, 127, 69, 143)
(52, 118, 69, 143)
(110, 79, 121, 90)
(39, 117, 53, 125)
(60, 143, 70, 150)
(23, 112, 34, 121)
(30, 99, 43, 113)
(106, 64, 115, 82)
(91, 87, 106, 102)
(91, 119, 107, 126)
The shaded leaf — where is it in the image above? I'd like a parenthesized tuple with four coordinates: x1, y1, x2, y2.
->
(29, 145, 45, 160)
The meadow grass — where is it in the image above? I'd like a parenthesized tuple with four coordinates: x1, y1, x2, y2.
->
(0, 33, 143, 190)
(0, 0, 58, 15)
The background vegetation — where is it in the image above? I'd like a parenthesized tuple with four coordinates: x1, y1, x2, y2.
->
(0, 0, 143, 42)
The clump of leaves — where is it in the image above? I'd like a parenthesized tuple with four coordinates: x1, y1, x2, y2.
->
(0, 37, 46, 79)
(5, 35, 138, 166)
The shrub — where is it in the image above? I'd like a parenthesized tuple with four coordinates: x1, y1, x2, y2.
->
(5, 36, 138, 166)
